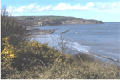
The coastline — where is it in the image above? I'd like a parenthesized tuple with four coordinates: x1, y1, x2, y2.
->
(25, 26, 120, 65)
(17, 16, 104, 27)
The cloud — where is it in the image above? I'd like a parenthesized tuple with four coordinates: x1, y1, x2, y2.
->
(6, 2, 120, 15)
(45, 5, 52, 10)
(112, 2, 120, 8)
(13, 6, 26, 12)
(6, 6, 13, 12)
(37, 7, 45, 11)
(86, 2, 94, 7)
(89, 2, 120, 14)
(35, 5, 52, 11)
(26, 4, 35, 9)
(7, 4, 36, 12)
(94, 2, 120, 10)
(112, 2, 116, 8)
(53, 3, 88, 10)
(53, 3, 68, 10)
(36, 6, 40, 9)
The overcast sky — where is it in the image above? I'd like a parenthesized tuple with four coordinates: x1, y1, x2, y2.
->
(1, 0, 120, 22)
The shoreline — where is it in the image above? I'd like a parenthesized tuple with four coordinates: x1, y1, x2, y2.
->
(25, 26, 57, 41)
(25, 26, 120, 65)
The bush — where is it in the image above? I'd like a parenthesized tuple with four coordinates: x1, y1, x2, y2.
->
(1, 36, 18, 79)
(1, 40, 120, 79)
(1, 5, 28, 78)
(1, 5, 27, 48)
(73, 52, 94, 62)
(10, 41, 71, 71)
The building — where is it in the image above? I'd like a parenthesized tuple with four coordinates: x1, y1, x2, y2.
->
(38, 22, 42, 26)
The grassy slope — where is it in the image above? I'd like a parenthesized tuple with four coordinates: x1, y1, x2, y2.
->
(16, 16, 79, 20)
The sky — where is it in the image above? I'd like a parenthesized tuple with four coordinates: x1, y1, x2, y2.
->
(1, 0, 120, 22)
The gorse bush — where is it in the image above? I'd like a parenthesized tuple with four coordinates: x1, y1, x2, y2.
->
(1, 39, 120, 79)
(10, 40, 70, 71)
(73, 52, 95, 62)
(1, 36, 18, 79)
(1, 36, 17, 61)
(1, 5, 27, 78)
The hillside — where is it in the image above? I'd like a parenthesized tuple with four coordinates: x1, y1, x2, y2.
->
(16, 16, 104, 26)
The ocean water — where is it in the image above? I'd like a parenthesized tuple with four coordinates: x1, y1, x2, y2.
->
(30, 22, 120, 64)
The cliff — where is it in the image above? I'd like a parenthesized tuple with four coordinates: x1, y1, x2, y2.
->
(61, 19, 104, 25)
(17, 16, 104, 26)
(41, 18, 104, 26)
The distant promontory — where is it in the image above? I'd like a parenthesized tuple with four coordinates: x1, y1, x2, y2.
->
(17, 16, 104, 26)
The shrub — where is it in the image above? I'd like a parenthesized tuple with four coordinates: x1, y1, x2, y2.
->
(1, 36, 18, 79)
(1, 36, 17, 62)
(10, 41, 71, 72)
(1, 39, 120, 79)
(1, 5, 27, 48)
(73, 52, 94, 62)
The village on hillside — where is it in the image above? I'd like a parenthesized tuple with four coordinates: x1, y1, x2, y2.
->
(17, 16, 104, 26)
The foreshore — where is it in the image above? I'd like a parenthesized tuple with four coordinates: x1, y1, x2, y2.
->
(25, 26, 57, 40)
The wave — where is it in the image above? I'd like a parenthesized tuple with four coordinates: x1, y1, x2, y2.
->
(30, 34, 120, 64)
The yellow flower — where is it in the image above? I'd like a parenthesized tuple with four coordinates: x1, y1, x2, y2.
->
(9, 54, 15, 58)
(2, 43, 5, 45)
(32, 42, 36, 46)
(58, 59, 62, 62)
(6, 50, 9, 54)
(3, 56, 6, 59)
(4, 58, 7, 61)
(1, 49, 5, 54)
(1, 49, 9, 54)
(38, 44, 42, 48)
(54, 53, 58, 57)
(4, 36, 10, 41)
(9, 50, 13, 54)
(8, 45, 13, 48)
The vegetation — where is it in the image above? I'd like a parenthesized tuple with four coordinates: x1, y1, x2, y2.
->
(16, 15, 104, 26)
(16, 16, 76, 20)
(1, 6, 28, 48)
(1, 6, 120, 79)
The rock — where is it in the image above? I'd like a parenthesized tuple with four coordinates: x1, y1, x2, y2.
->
(61, 30, 70, 34)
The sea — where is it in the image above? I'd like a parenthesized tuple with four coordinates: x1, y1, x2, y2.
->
(30, 22, 120, 65)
